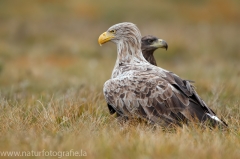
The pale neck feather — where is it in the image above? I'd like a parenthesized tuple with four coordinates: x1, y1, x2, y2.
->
(111, 39, 149, 78)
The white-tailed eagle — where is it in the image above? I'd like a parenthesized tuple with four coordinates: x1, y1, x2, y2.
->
(98, 22, 227, 127)
(141, 35, 168, 66)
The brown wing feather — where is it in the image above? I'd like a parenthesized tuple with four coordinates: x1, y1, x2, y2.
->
(105, 64, 227, 127)
(104, 74, 189, 127)
(163, 71, 218, 117)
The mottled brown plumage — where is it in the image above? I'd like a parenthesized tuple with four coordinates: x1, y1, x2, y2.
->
(98, 22, 227, 128)
(141, 35, 168, 66)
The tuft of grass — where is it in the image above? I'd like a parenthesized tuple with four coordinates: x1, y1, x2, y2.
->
(0, 83, 240, 159)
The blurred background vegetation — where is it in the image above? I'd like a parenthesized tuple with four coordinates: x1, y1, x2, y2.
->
(0, 0, 240, 107)
(0, 0, 239, 105)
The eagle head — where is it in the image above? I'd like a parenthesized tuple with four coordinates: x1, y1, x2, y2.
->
(141, 35, 168, 51)
(98, 22, 142, 46)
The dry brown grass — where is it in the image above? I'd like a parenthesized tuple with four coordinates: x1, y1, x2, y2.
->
(0, 0, 240, 158)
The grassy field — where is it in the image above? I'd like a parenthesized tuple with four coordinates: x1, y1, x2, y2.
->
(0, 0, 240, 158)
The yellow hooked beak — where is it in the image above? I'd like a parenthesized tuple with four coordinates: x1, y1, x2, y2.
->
(98, 31, 115, 46)
(151, 39, 168, 50)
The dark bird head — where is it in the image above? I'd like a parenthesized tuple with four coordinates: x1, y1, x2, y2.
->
(141, 35, 168, 52)
(141, 35, 168, 66)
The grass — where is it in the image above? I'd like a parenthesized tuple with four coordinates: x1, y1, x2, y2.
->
(0, 0, 240, 158)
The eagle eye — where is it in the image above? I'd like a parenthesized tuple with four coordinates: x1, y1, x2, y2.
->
(148, 39, 153, 43)
(109, 30, 116, 33)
